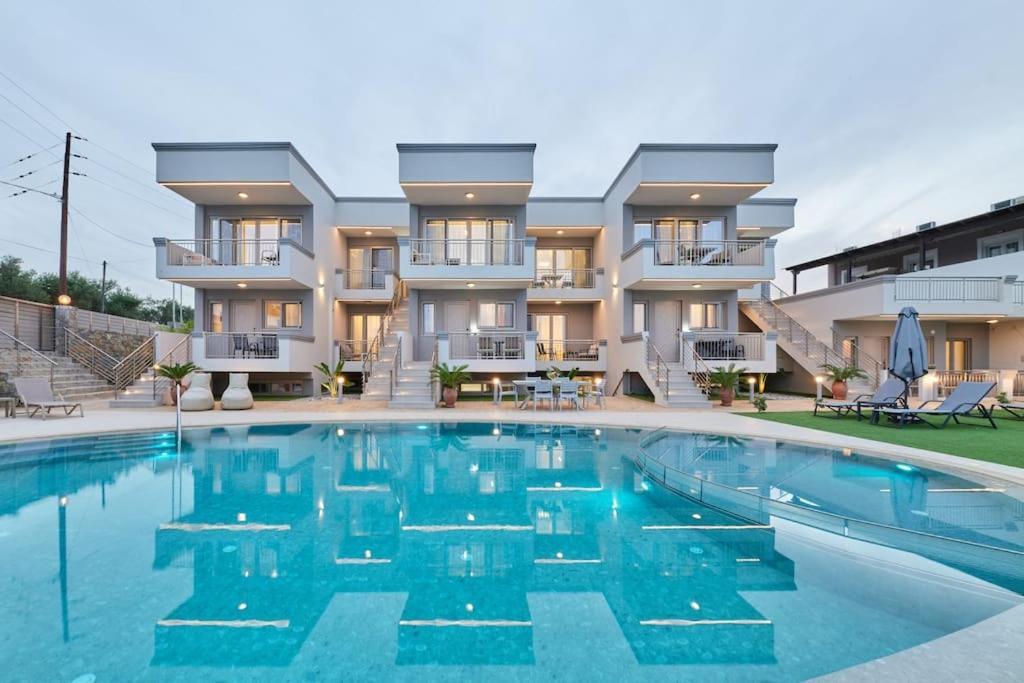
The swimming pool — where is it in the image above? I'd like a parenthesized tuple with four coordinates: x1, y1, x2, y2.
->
(0, 422, 1021, 681)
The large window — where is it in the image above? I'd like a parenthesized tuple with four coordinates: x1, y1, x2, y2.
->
(421, 218, 516, 265)
(421, 303, 436, 335)
(264, 301, 302, 329)
(688, 302, 722, 329)
(633, 217, 725, 246)
(978, 230, 1023, 259)
(209, 302, 223, 333)
(479, 302, 514, 329)
(632, 302, 648, 334)
(209, 217, 303, 265)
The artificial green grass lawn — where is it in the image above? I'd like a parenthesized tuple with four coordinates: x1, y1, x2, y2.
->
(741, 410, 1024, 469)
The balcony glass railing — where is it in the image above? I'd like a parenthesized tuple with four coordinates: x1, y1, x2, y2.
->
(203, 332, 279, 359)
(409, 239, 525, 266)
(531, 268, 597, 289)
(448, 332, 526, 359)
(339, 269, 392, 289)
(535, 339, 600, 361)
(652, 240, 766, 266)
(165, 239, 292, 267)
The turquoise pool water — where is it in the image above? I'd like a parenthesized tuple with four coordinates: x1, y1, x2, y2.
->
(0, 422, 1021, 681)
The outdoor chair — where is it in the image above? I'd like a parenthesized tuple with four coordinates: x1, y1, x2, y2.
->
(13, 378, 83, 419)
(997, 402, 1024, 419)
(875, 381, 997, 429)
(221, 373, 254, 410)
(532, 380, 555, 411)
(587, 380, 606, 409)
(232, 334, 247, 358)
(558, 381, 584, 411)
(180, 372, 215, 411)
(493, 380, 517, 406)
(503, 337, 522, 359)
(814, 376, 907, 420)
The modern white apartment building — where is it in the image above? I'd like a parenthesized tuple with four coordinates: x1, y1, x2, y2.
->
(778, 198, 1024, 398)
(152, 142, 802, 407)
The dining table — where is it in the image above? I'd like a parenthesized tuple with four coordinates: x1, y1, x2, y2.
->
(510, 378, 595, 410)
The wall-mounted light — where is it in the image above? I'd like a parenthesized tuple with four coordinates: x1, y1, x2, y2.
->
(692, 283, 702, 288)
(464, 192, 475, 199)
(237, 192, 249, 199)
(237, 282, 248, 288)
(689, 193, 701, 200)
(467, 282, 476, 288)
(56, 294, 71, 306)
(364, 230, 373, 236)
(556, 229, 565, 235)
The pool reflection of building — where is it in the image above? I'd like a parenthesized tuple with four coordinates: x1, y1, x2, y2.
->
(152, 423, 797, 668)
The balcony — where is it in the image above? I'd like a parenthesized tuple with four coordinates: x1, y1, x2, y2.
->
(155, 238, 316, 289)
(398, 237, 536, 287)
(193, 332, 317, 372)
(435, 331, 537, 372)
(620, 239, 775, 289)
(527, 268, 606, 301)
(335, 269, 396, 302)
(681, 331, 777, 373)
(535, 339, 607, 372)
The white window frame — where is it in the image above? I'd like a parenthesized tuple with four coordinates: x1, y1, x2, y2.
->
(688, 302, 723, 330)
(208, 301, 223, 333)
(632, 301, 648, 334)
(263, 300, 302, 329)
(478, 301, 515, 329)
(977, 229, 1024, 259)
(421, 302, 436, 336)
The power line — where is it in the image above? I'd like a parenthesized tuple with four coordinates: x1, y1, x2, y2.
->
(0, 115, 58, 156)
(68, 208, 153, 250)
(0, 89, 63, 140)
(82, 154, 188, 208)
(0, 178, 61, 199)
(78, 172, 192, 219)
(0, 69, 77, 133)
(2, 144, 61, 169)
(80, 138, 155, 181)
(6, 158, 62, 182)
(5, 177, 60, 198)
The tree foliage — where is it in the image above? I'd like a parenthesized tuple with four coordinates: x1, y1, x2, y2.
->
(0, 255, 192, 325)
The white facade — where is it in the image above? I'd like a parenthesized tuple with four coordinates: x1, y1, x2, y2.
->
(152, 142, 797, 403)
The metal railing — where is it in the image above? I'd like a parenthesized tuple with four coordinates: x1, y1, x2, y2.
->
(389, 336, 402, 399)
(894, 277, 1002, 302)
(535, 339, 600, 362)
(430, 339, 440, 405)
(679, 336, 712, 396)
(651, 240, 767, 267)
(745, 283, 883, 389)
(449, 332, 527, 360)
(203, 332, 280, 359)
(688, 332, 766, 361)
(643, 335, 672, 402)
(409, 239, 526, 266)
(150, 335, 192, 401)
(531, 268, 597, 289)
(1014, 282, 1024, 305)
(164, 238, 290, 267)
(111, 334, 156, 397)
(339, 269, 392, 290)
(338, 339, 377, 362)
(64, 328, 119, 384)
(0, 328, 56, 387)
(362, 280, 408, 387)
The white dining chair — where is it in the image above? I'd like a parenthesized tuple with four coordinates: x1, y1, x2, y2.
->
(533, 380, 555, 411)
(558, 381, 583, 411)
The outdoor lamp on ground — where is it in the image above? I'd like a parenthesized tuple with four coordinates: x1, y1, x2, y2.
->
(814, 375, 824, 401)
(748, 377, 756, 402)
(335, 375, 344, 404)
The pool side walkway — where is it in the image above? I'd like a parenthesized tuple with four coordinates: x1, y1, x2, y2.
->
(2, 395, 1022, 486)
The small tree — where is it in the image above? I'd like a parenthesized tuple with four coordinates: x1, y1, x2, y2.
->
(315, 360, 346, 398)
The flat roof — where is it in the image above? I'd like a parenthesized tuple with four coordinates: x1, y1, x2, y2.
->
(786, 202, 1024, 273)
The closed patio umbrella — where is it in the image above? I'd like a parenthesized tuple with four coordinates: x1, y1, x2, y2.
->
(889, 306, 929, 396)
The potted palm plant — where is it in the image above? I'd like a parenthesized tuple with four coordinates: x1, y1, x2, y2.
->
(315, 360, 346, 399)
(820, 363, 868, 400)
(709, 363, 747, 407)
(156, 362, 199, 406)
(430, 362, 470, 408)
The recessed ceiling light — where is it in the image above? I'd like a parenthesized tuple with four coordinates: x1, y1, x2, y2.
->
(986, 319, 999, 324)
(556, 229, 565, 235)
(692, 283, 702, 288)
(467, 282, 476, 288)
(555, 300, 562, 305)
(364, 230, 373, 236)
(237, 192, 249, 199)
(689, 193, 701, 200)
(237, 282, 248, 288)
(465, 192, 475, 199)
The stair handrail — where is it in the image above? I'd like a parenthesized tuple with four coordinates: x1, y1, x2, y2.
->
(150, 335, 192, 401)
(63, 328, 119, 384)
(389, 335, 402, 400)
(111, 334, 157, 397)
(430, 338, 440, 406)
(680, 336, 712, 397)
(0, 328, 56, 388)
(363, 279, 407, 387)
(643, 335, 671, 401)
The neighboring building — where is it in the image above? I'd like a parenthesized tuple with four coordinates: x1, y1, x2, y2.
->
(780, 198, 1024, 397)
(152, 142, 801, 406)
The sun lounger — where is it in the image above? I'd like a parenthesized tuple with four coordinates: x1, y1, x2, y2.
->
(814, 376, 906, 420)
(997, 402, 1024, 419)
(13, 377, 84, 419)
(875, 381, 996, 429)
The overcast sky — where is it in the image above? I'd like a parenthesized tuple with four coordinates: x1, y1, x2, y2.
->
(2, 0, 1023, 298)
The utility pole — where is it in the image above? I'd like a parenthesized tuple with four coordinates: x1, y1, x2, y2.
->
(58, 132, 71, 303)
(100, 260, 108, 313)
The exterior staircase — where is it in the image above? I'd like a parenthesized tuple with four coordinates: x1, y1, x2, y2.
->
(0, 350, 115, 401)
(740, 285, 882, 395)
(640, 334, 713, 408)
(109, 335, 191, 408)
(360, 287, 437, 409)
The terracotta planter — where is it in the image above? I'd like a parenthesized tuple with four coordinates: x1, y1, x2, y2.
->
(168, 378, 190, 406)
(831, 380, 849, 400)
(719, 387, 735, 407)
(442, 386, 458, 408)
